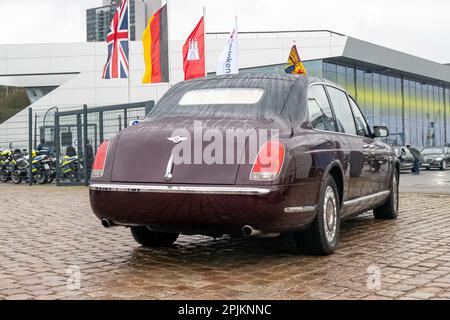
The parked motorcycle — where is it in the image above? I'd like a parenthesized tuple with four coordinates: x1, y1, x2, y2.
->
(1, 148, 84, 184)
(60, 155, 83, 182)
(32, 151, 56, 184)
(0, 149, 12, 182)
(10, 149, 30, 184)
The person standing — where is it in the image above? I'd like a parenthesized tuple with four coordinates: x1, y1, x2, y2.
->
(406, 145, 423, 175)
(37, 138, 49, 153)
(66, 144, 77, 157)
(86, 139, 94, 180)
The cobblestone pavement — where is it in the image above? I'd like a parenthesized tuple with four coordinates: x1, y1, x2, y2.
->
(1, 183, 450, 300)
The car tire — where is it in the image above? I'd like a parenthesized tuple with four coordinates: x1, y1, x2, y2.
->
(294, 175, 340, 256)
(440, 161, 446, 171)
(374, 171, 399, 220)
(131, 226, 179, 247)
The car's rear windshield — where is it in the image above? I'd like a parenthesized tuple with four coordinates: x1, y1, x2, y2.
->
(147, 77, 294, 119)
(422, 148, 444, 155)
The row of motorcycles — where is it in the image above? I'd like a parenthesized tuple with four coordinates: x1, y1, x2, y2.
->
(0, 149, 83, 184)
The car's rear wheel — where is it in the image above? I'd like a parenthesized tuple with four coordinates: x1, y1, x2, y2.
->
(294, 175, 340, 256)
(374, 171, 399, 219)
(130, 226, 179, 247)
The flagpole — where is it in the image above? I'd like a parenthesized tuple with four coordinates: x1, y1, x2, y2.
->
(166, 0, 172, 86)
(203, 7, 207, 78)
(127, 0, 131, 106)
(235, 15, 238, 74)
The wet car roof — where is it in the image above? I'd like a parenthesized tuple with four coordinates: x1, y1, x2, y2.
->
(185, 73, 325, 85)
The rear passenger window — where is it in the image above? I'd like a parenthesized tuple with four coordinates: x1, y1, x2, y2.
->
(307, 85, 336, 132)
(348, 97, 370, 137)
(327, 86, 357, 135)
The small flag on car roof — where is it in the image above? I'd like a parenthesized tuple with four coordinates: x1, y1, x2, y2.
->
(285, 44, 307, 76)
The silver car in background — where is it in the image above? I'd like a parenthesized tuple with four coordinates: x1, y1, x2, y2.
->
(421, 147, 450, 170)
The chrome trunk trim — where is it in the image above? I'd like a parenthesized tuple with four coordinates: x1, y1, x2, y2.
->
(89, 183, 271, 195)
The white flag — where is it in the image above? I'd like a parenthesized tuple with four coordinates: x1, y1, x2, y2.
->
(216, 19, 238, 75)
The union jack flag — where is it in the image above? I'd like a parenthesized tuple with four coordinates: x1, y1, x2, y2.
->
(102, 0, 129, 79)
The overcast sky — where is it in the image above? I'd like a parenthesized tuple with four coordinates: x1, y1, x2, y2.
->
(1, 0, 450, 63)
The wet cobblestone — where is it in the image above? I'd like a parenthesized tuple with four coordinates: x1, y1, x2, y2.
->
(1, 184, 450, 300)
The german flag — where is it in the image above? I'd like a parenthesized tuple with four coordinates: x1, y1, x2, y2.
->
(142, 5, 169, 84)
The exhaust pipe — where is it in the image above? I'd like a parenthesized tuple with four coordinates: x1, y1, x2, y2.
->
(101, 218, 114, 228)
(242, 225, 281, 238)
(242, 225, 262, 237)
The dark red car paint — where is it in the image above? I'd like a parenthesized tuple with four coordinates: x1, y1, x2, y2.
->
(89, 74, 398, 235)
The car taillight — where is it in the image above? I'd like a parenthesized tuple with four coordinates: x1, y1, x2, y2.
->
(92, 141, 110, 178)
(250, 140, 285, 181)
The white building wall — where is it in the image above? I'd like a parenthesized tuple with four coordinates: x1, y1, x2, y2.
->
(0, 31, 347, 148)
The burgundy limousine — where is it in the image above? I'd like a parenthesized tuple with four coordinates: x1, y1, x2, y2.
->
(90, 74, 399, 255)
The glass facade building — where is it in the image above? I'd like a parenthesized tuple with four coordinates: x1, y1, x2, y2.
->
(243, 59, 449, 147)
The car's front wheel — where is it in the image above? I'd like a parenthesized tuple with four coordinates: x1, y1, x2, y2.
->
(130, 226, 179, 247)
(294, 175, 340, 256)
(374, 171, 399, 219)
(440, 161, 446, 171)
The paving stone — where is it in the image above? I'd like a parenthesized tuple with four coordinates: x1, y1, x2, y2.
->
(0, 184, 450, 300)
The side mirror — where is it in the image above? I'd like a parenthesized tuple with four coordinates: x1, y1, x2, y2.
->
(373, 126, 389, 138)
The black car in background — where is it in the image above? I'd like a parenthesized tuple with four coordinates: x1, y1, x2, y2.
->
(393, 146, 414, 171)
(421, 147, 450, 170)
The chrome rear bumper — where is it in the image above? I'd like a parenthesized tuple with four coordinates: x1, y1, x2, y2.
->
(89, 183, 271, 196)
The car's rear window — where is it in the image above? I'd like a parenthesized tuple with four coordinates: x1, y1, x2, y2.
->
(147, 77, 294, 119)
(179, 88, 265, 106)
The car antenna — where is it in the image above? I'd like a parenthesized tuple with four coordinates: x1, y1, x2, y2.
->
(288, 114, 294, 138)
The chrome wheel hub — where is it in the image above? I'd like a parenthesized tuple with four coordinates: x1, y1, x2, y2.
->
(323, 186, 337, 244)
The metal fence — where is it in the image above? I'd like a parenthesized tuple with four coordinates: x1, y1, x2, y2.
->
(13, 101, 154, 187)
(53, 102, 154, 186)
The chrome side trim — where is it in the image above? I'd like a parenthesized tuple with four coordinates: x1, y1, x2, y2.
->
(284, 206, 317, 213)
(343, 191, 390, 207)
(89, 183, 271, 195)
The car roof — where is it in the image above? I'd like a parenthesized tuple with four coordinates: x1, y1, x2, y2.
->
(185, 72, 333, 87)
